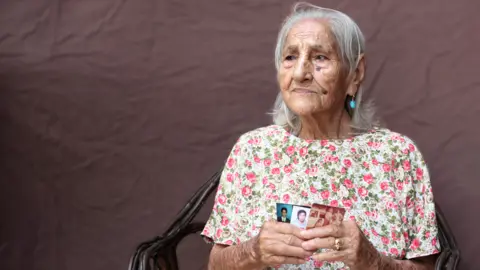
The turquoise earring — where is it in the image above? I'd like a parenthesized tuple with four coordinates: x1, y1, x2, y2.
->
(349, 95, 356, 109)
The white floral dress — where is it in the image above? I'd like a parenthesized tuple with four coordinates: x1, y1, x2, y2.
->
(201, 125, 441, 269)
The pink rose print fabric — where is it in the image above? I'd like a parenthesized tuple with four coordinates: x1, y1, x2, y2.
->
(201, 125, 440, 269)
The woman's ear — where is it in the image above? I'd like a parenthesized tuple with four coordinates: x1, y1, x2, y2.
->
(347, 54, 365, 96)
(355, 54, 366, 85)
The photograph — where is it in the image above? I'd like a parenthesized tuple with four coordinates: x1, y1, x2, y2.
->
(307, 203, 346, 229)
(276, 203, 293, 223)
(290, 205, 311, 229)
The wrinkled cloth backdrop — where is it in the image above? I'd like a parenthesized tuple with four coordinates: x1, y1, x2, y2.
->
(0, 0, 479, 269)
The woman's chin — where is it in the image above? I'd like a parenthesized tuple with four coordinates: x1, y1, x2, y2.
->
(289, 105, 325, 117)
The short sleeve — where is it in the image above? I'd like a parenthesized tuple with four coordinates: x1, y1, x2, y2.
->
(403, 140, 441, 259)
(201, 135, 252, 246)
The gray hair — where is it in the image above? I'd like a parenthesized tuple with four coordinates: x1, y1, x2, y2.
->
(271, 2, 380, 135)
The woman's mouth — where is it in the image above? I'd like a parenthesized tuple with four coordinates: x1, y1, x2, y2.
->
(293, 88, 317, 94)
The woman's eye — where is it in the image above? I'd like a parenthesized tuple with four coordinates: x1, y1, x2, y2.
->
(285, 55, 296, 61)
(315, 55, 328, 61)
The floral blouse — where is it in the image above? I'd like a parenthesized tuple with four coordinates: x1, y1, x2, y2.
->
(201, 125, 440, 269)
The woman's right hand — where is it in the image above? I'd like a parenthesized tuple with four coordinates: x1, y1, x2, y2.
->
(251, 220, 313, 267)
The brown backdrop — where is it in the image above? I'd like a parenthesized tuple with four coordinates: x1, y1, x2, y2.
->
(0, 0, 479, 269)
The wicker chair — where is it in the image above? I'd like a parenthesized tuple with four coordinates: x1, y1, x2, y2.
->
(128, 170, 460, 270)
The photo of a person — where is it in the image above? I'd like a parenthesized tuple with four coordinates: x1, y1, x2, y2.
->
(275, 203, 292, 223)
(324, 207, 334, 226)
(307, 205, 326, 229)
(314, 215, 325, 227)
(291, 206, 310, 229)
(332, 208, 344, 225)
(307, 204, 346, 229)
(278, 207, 290, 223)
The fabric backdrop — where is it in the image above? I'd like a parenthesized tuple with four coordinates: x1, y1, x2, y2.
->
(0, 0, 478, 269)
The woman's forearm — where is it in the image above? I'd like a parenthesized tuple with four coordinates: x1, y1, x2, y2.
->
(208, 237, 265, 270)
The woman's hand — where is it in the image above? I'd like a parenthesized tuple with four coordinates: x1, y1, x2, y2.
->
(252, 220, 314, 267)
(299, 220, 380, 269)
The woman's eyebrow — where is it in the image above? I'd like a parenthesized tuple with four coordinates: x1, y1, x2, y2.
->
(284, 45, 298, 54)
(285, 44, 330, 53)
(310, 44, 330, 53)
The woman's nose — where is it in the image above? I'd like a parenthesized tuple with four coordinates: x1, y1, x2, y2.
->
(293, 55, 313, 83)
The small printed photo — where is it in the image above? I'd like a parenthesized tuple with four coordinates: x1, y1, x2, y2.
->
(307, 203, 346, 229)
(290, 205, 311, 229)
(276, 203, 293, 223)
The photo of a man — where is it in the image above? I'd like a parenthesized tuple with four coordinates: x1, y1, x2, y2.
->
(277, 207, 290, 223)
(275, 203, 293, 223)
(291, 206, 310, 229)
(276, 203, 311, 228)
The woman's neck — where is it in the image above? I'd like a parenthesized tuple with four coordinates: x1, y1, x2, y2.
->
(297, 109, 352, 140)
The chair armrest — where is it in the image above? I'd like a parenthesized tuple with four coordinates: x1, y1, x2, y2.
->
(435, 202, 460, 270)
(128, 170, 222, 270)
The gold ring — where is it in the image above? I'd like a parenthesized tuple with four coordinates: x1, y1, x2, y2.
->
(334, 238, 342, 251)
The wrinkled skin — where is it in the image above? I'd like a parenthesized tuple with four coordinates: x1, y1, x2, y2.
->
(277, 18, 363, 139)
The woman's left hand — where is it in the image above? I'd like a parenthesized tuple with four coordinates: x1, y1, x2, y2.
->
(299, 220, 381, 269)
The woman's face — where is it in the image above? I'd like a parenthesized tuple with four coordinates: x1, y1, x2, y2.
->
(316, 217, 324, 226)
(277, 19, 350, 117)
(298, 212, 306, 222)
(325, 208, 333, 219)
(334, 212, 342, 223)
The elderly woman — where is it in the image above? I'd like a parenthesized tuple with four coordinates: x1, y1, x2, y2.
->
(201, 2, 440, 270)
